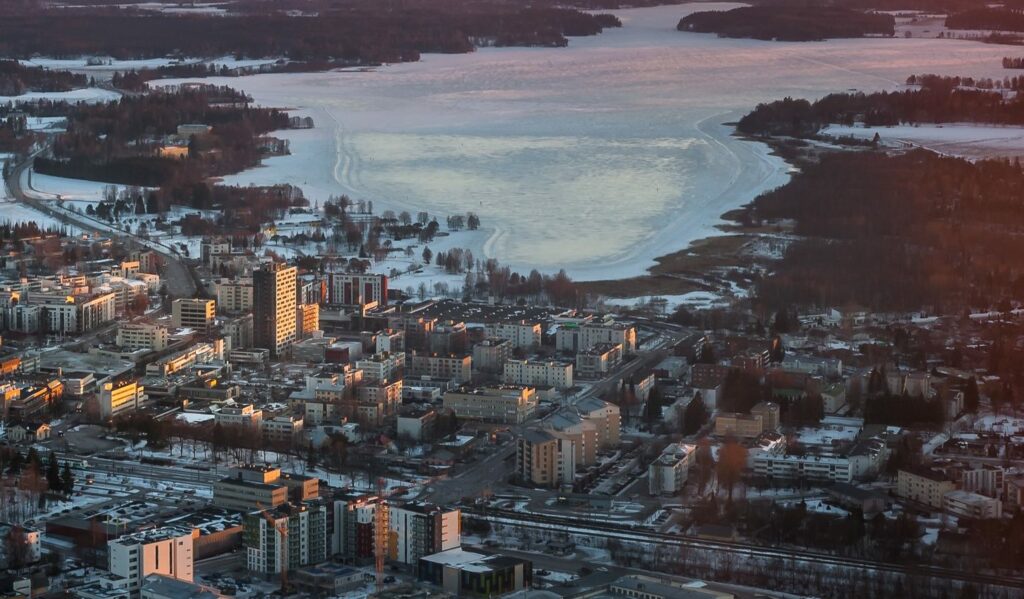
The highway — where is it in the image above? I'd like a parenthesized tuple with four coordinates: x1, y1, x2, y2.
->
(466, 508, 1024, 591)
(4, 148, 198, 298)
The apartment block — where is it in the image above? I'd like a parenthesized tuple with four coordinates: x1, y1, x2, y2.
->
(108, 527, 193, 596)
(503, 359, 574, 389)
(897, 468, 956, 509)
(253, 262, 298, 358)
(243, 501, 327, 574)
(116, 322, 169, 352)
(409, 353, 472, 384)
(442, 386, 537, 424)
(648, 443, 695, 496)
(485, 320, 541, 348)
(388, 502, 461, 565)
(172, 298, 216, 333)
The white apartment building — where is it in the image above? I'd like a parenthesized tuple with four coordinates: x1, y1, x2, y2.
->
(388, 502, 461, 565)
(116, 323, 169, 352)
(108, 527, 194, 595)
(355, 352, 405, 383)
(962, 465, 1004, 498)
(648, 443, 695, 496)
(485, 321, 542, 348)
(215, 278, 253, 313)
(215, 404, 263, 430)
(897, 468, 956, 509)
(503, 359, 574, 389)
(752, 452, 854, 483)
(556, 321, 636, 353)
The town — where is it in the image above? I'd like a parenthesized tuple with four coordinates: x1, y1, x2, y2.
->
(0, 213, 1021, 598)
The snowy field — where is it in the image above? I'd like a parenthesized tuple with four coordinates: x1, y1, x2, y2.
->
(0, 87, 119, 105)
(823, 123, 1024, 160)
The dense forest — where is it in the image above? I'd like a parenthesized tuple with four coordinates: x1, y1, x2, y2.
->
(34, 85, 290, 187)
(737, 76, 1024, 137)
(0, 8, 619, 63)
(0, 61, 88, 97)
(945, 8, 1024, 32)
(748, 151, 1024, 311)
(677, 7, 894, 41)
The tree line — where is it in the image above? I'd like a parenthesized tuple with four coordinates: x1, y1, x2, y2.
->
(749, 150, 1024, 311)
(946, 8, 1024, 32)
(0, 60, 88, 97)
(677, 6, 894, 42)
(738, 77, 1024, 138)
(0, 8, 620, 65)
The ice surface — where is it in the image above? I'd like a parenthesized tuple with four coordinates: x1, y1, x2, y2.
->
(142, 2, 1022, 280)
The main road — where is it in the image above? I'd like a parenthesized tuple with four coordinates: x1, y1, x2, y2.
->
(4, 148, 199, 298)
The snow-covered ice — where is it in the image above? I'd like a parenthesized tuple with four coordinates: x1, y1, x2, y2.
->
(0, 87, 120, 105)
(92, 3, 1024, 282)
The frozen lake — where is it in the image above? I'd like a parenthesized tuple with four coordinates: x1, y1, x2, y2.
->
(166, 3, 1014, 281)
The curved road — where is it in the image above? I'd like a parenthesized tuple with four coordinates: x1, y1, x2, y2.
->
(4, 150, 199, 298)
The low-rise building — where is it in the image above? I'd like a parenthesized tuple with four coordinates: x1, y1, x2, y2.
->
(943, 490, 1002, 519)
(409, 353, 472, 384)
(897, 468, 956, 509)
(442, 386, 537, 424)
(648, 443, 695, 496)
(503, 359, 574, 389)
(418, 549, 532, 597)
(575, 343, 622, 378)
(116, 323, 169, 352)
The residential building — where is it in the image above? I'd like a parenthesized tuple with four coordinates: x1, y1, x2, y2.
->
(172, 299, 216, 333)
(503, 359, 574, 389)
(443, 386, 537, 424)
(99, 380, 147, 420)
(116, 323, 169, 352)
(296, 303, 320, 339)
(714, 412, 765, 439)
(575, 343, 622, 377)
(397, 409, 437, 442)
(330, 493, 388, 560)
(961, 465, 1004, 498)
(213, 466, 318, 513)
(556, 320, 636, 353)
(943, 490, 1002, 519)
(472, 338, 511, 373)
(750, 401, 780, 432)
(388, 502, 461, 565)
(108, 527, 194, 595)
(409, 353, 472, 384)
(253, 262, 298, 358)
(897, 468, 956, 509)
(243, 501, 327, 574)
(215, 278, 253, 313)
(328, 273, 388, 306)
(485, 321, 541, 348)
(648, 443, 695, 496)
(349, 351, 399, 383)
(752, 452, 854, 483)
(262, 415, 304, 446)
(215, 404, 263, 430)
(515, 429, 576, 488)
(576, 397, 621, 449)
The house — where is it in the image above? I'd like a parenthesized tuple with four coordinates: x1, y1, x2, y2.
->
(7, 421, 51, 444)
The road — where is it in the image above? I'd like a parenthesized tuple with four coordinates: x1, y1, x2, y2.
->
(424, 326, 684, 505)
(4, 149, 198, 298)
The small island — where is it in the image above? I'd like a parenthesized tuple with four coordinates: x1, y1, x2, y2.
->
(677, 6, 895, 42)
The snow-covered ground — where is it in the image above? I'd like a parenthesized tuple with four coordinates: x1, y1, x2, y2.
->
(823, 123, 1024, 160)
(155, 2, 1012, 284)
(0, 87, 120, 105)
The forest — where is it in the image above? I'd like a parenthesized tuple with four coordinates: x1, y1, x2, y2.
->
(677, 6, 894, 41)
(34, 85, 290, 187)
(737, 76, 1024, 137)
(945, 8, 1024, 32)
(0, 61, 88, 97)
(748, 150, 1024, 311)
(0, 8, 620, 64)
